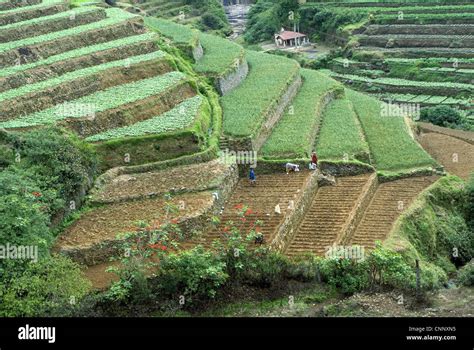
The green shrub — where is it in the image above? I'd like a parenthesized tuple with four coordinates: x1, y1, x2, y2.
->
(0, 255, 91, 317)
(156, 246, 228, 303)
(319, 258, 369, 295)
(457, 261, 474, 287)
(420, 106, 466, 129)
(286, 254, 322, 282)
(466, 173, 474, 229)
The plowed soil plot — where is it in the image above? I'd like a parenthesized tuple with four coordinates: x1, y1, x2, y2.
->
(186, 172, 311, 248)
(92, 159, 232, 203)
(419, 132, 474, 181)
(83, 261, 120, 290)
(349, 176, 438, 249)
(56, 192, 214, 250)
(286, 174, 373, 257)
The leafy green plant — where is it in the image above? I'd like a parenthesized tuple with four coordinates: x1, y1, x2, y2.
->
(261, 69, 344, 160)
(0, 8, 137, 53)
(157, 246, 228, 302)
(1, 71, 186, 128)
(317, 96, 370, 162)
(346, 89, 437, 171)
(221, 50, 300, 137)
(420, 105, 467, 129)
(457, 261, 474, 287)
(0, 255, 91, 317)
(86, 95, 205, 142)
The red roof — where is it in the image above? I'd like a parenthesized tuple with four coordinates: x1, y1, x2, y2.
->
(276, 30, 306, 41)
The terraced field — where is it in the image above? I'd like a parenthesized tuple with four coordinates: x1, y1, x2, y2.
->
(417, 125, 474, 181)
(286, 174, 375, 257)
(0, 3, 216, 170)
(345, 176, 439, 249)
(186, 172, 312, 249)
(322, 1, 474, 115)
(261, 69, 343, 160)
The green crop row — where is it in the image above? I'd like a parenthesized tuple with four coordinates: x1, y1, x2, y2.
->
(0, 71, 186, 128)
(193, 32, 244, 77)
(0, 32, 158, 77)
(373, 12, 474, 24)
(0, 0, 64, 15)
(0, 8, 138, 52)
(261, 69, 342, 159)
(0, 50, 166, 102)
(0, 6, 97, 31)
(221, 50, 300, 138)
(346, 89, 437, 171)
(331, 72, 473, 91)
(86, 95, 204, 142)
(316, 97, 370, 162)
(144, 16, 197, 45)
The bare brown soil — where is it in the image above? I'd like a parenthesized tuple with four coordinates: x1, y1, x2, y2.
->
(419, 132, 474, 181)
(286, 174, 373, 257)
(184, 171, 311, 249)
(92, 159, 232, 204)
(56, 192, 214, 250)
(348, 176, 439, 249)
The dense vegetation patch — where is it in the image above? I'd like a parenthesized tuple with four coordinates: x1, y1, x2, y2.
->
(221, 50, 300, 137)
(261, 69, 343, 159)
(346, 89, 437, 172)
(0, 127, 96, 316)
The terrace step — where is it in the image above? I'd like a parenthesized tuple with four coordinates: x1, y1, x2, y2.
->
(185, 172, 311, 249)
(0, 50, 173, 121)
(346, 176, 438, 250)
(285, 174, 374, 257)
(0, 0, 41, 11)
(0, 2, 69, 26)
(0, 9, 144, 69)
(363, 24, 474, 36)
(0, 7, 107, 43)
(354, 46, 474, 59)
(357, 34, 474, 48)
(0, 34, 159, 92)
(331, 72, 473, 98)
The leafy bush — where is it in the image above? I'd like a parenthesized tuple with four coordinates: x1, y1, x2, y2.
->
(286, 254, 322, 282)
(420, 105, 466, 129)
(457, 261, 474, 287)
(319, 257, 369, 295)
(466, 173, 474, 229)
(157, 246, 228, 302)
(0, 255, 91, 317)
(365, 245, 416, 290)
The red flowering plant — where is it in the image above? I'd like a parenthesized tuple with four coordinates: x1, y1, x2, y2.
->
(210, 204, 267, 280)
(105, 195, 184, 302)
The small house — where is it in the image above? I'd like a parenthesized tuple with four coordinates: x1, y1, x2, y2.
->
(274, 29, 309, 47)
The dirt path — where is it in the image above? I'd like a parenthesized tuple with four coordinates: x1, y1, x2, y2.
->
(419, 132, 474, 181)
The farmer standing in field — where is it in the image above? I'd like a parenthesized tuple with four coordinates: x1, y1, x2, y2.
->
(310, 150, 318, 170)
(249, 167, 256, 186)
